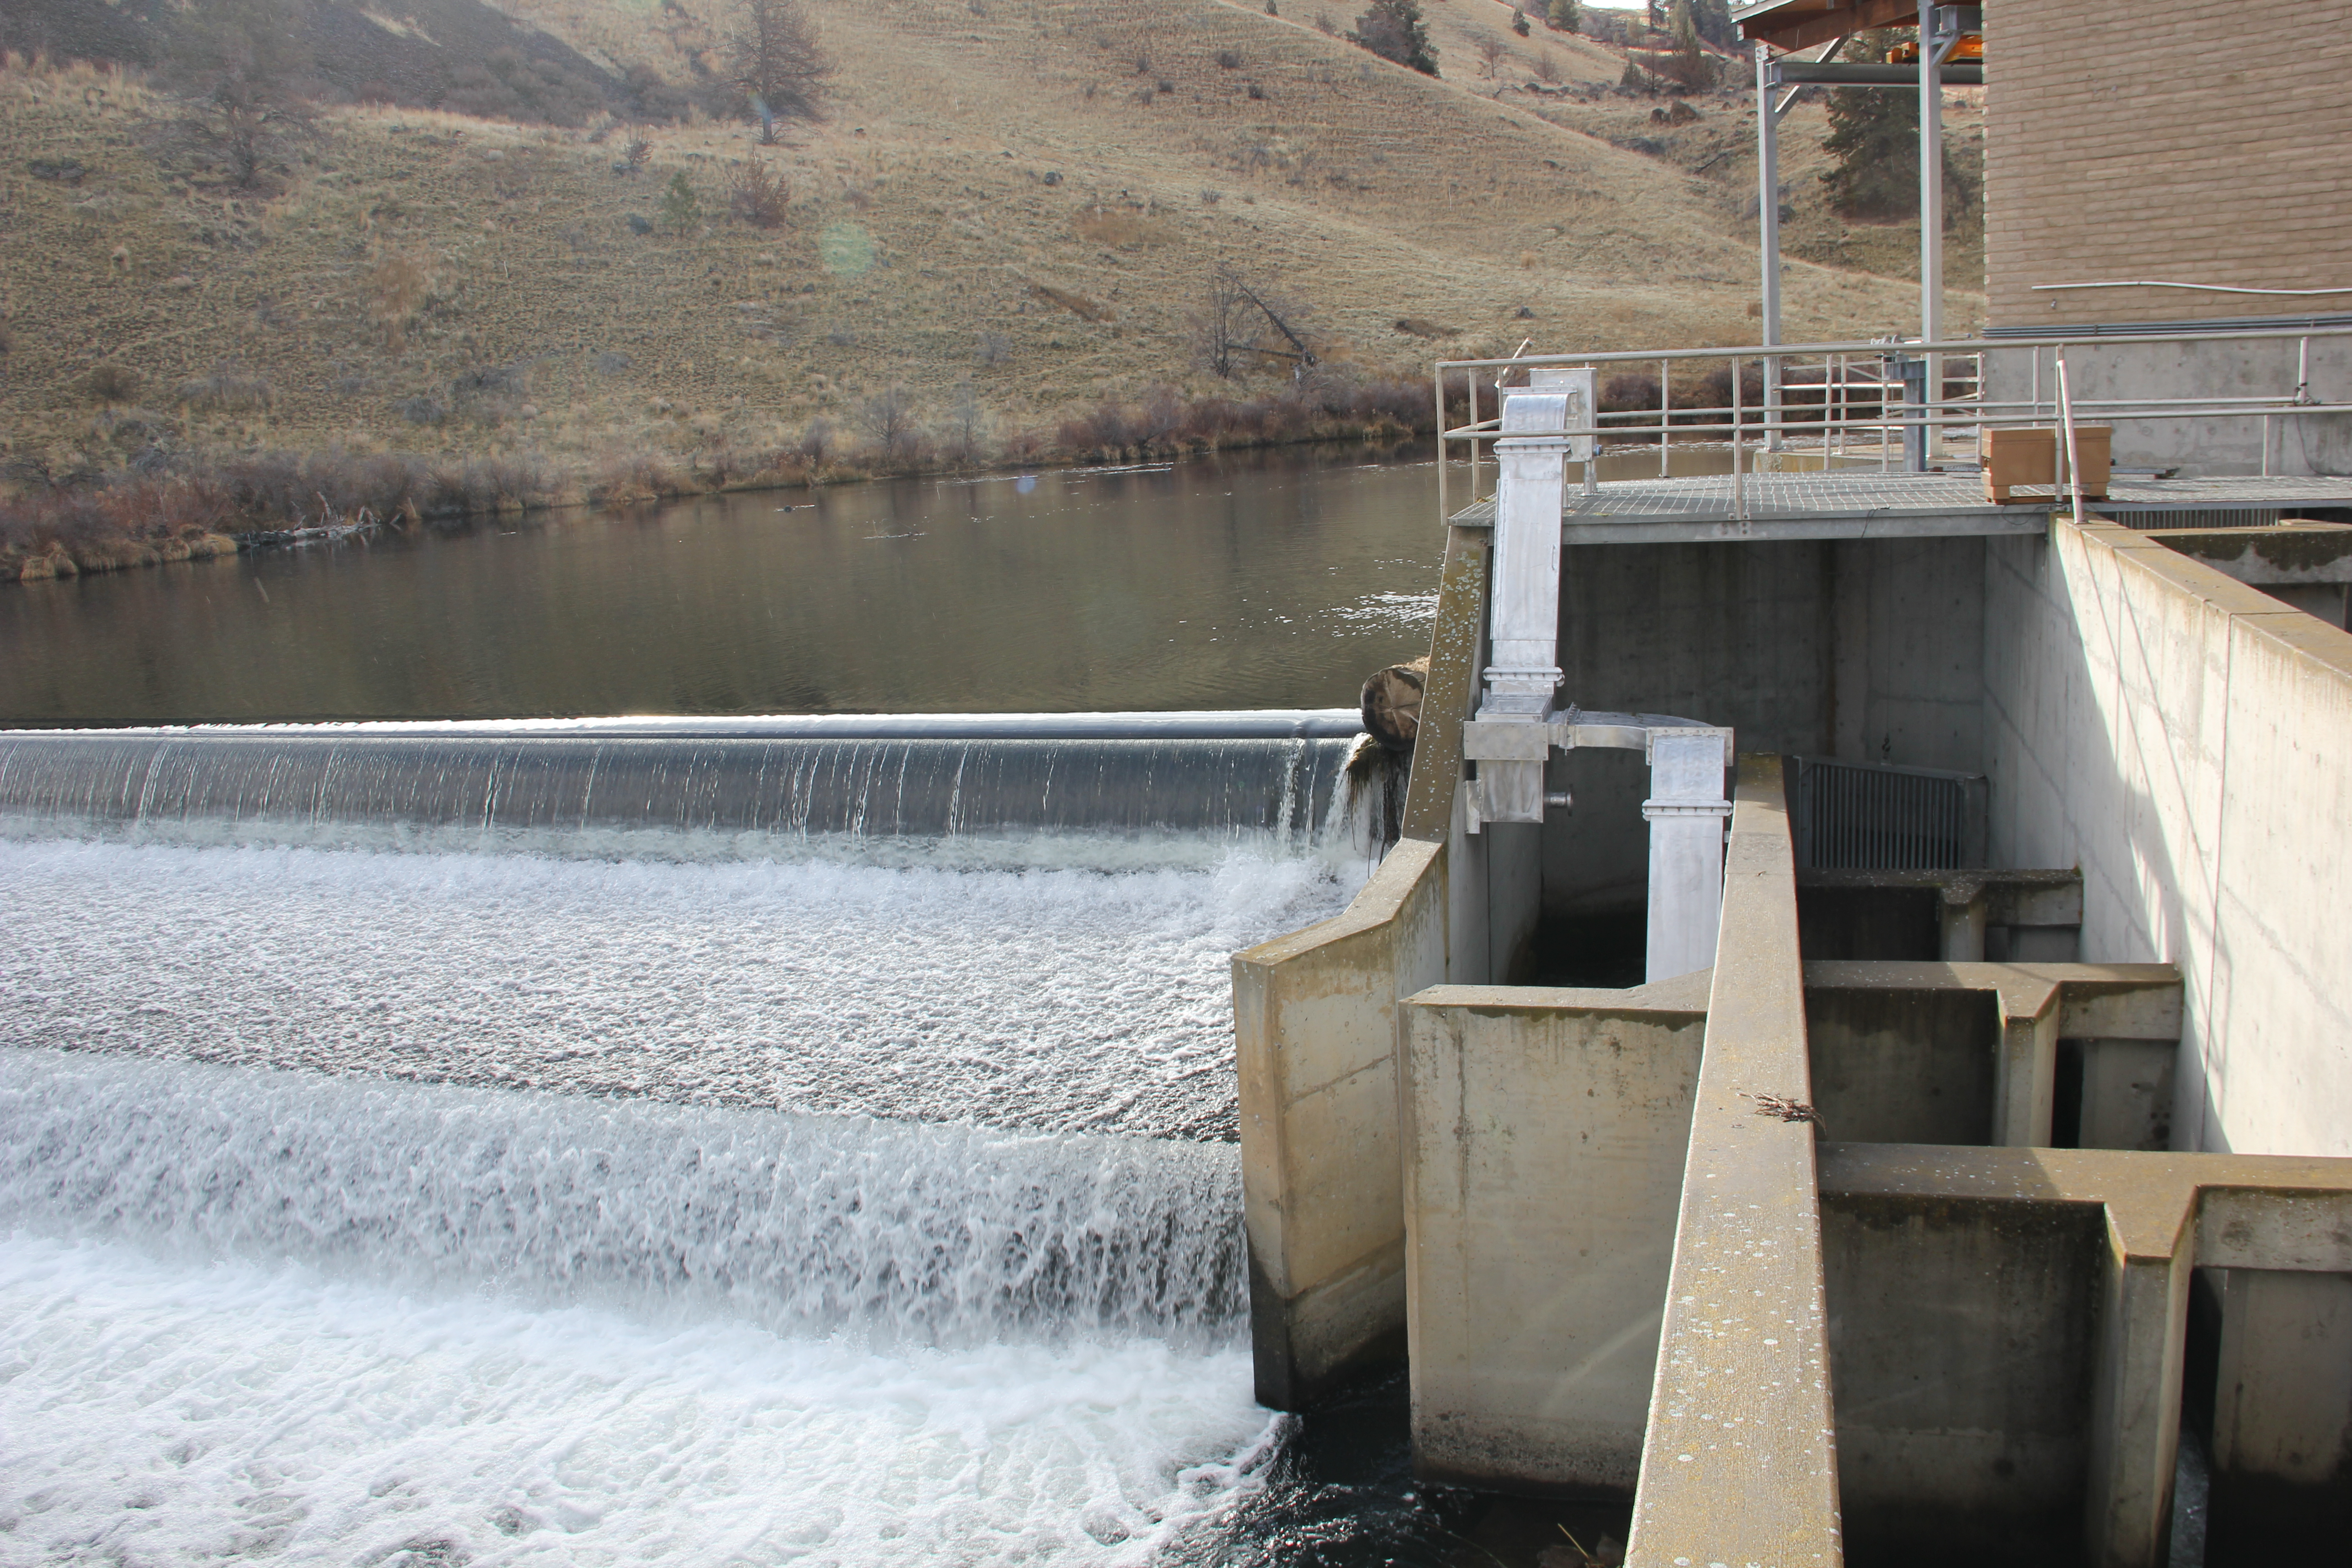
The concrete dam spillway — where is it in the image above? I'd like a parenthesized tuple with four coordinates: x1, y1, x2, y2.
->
(0, 712, 1402, 1562)
(0, 710, 1372, 849)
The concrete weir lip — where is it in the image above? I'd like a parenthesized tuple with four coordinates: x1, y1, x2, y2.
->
(0, 708, 1369, 742)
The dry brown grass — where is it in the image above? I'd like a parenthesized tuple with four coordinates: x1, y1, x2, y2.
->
(0, 6, 1967, 539)
(1073, 202, 1174, 249)
(1028, 282, 1115, 323)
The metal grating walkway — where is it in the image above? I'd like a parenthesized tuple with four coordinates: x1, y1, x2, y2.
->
(1447, 472, 2352, 543)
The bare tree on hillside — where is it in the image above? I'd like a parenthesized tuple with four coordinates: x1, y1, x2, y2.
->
(172, 0, 314, 190)
(860, 387, 920, 462)
(1193, 271, 1250, 379)
(1192, 266, 1318, 380)
(942, 382, 990, 463)
(727, 0, 829, 137)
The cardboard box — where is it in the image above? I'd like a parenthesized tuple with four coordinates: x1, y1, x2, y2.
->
(1982, 425, 2110, 502)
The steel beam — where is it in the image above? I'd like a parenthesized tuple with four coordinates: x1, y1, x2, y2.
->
(1777, 60, 1980, 84)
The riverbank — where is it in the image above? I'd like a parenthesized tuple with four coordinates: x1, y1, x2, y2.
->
(0, 0, 1959, 593)
(1, 375, 1431, 584)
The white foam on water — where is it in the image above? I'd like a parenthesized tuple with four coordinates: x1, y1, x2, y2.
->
(1318, 590, 1441, 633)
(0, 1232, 1281, 1567)
(0, 815, 1352, 876)
(0, 836, 1355, 1139)
(0, 1052, 1282, 1562)
(0, 1050, 1248, 1344)
(0, 755, 1359, 1558)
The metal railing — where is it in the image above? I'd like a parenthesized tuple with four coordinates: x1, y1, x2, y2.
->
(1432, 324, 2352, 524)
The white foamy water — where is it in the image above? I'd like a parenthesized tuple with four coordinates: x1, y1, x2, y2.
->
(0, 834, 1354, 1139)
(0, 1234, 1277, 1567)
(0, 755, 1355, 1559)
(0, 1051, 1247, 1343)
(0, 1051, 1283, 1564)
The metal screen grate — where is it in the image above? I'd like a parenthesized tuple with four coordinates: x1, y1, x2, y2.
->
(2111, 507, 2280, 530)
(1790, 756, 1987, 870)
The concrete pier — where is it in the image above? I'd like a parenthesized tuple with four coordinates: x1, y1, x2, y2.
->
(1401, 974, 1709, 1493)
(1624, 755, 1842, 1568)
(1232, 835, 1446, 1409)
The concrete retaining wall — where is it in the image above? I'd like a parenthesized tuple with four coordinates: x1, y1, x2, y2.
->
(1824, 1193, 2104, 1566)
(1233, 835, 1448, 1410)
(1796, 869, 2083, 965)
(1401, 524, 1499, 987)
(1803, 962, 2181, 1152)
(2205, 1267, 2352, 1556)
(1822, 1144, 2352, 1568)
(1401, 975, 1708, 1494)
(1545, 538, 1988, 917)
(1807, 983, 2000, 1147)
(1984, 518, 2352, 1156)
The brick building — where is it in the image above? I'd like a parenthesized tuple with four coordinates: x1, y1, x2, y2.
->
(1980, 0, 2352, 332)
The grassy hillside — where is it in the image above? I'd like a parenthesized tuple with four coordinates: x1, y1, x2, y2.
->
(0, 0, 1980, 564)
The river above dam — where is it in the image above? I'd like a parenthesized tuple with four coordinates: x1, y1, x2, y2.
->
(0, 445, 1637, 1562)
(0, 446, 1450, 726)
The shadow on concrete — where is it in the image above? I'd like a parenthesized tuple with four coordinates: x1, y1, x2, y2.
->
(1524, 912, 1647, 990)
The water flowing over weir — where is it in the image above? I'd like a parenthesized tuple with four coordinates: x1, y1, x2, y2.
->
(0, 709, 1399, 1561)
(0, 1050, 1247, 1346)
(0, 1058, 1278, 1564)
(0, 709, 1388, 854)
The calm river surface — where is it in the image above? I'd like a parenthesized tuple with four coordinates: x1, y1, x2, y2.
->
(0, 446, 1453, 725)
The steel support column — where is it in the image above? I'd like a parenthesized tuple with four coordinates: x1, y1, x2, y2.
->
(1755, 36, 1843, 456)
(1756, 42, 1784, 450)
(1918, 4, 1965, 462)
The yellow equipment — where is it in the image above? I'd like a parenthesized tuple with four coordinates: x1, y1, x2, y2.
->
(1887, 33, 1983, 64)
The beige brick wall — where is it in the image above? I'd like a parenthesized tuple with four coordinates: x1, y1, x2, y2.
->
(1983, 1, 2352, 329)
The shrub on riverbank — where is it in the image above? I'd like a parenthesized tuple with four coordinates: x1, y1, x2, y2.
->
(0, 448, 556, 582)
(0, 474, 242, 580)
(1, 374, 1445, 584)
(1049, 372, 1431, 463)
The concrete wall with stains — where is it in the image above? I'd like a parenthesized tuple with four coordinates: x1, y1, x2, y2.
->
(1401, 978, 1708, 1494)
(1984, 519, 2352, 1157)
(1544, 535, 1989, 919)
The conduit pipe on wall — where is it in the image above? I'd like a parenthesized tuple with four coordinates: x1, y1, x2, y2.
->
(1465, 376, 1732, 981)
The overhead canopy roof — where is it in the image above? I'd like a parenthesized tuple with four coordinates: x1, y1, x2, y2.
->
(1733, 0, 1969, 53)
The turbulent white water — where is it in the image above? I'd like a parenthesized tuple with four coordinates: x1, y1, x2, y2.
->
(0, 1052, 1284, 1565)
(0, 764, 1365, 1562)
(0, 834, 1354, 1140)
(0, 1235, 1277, 1566)
(0, 1051, 1247, 1343)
